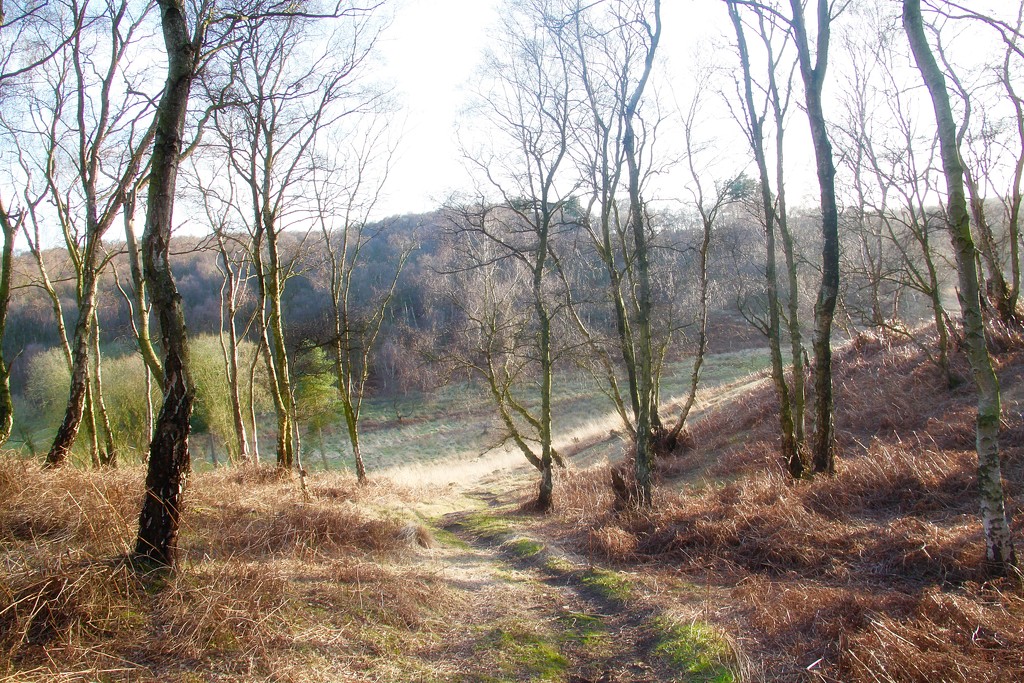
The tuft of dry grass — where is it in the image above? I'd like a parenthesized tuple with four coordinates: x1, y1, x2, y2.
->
(0, 460, 447, 680)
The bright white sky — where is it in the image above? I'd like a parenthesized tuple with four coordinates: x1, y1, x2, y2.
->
(373, 0, 1023, 222)
(375, 0, 499, 217)
(374, 0, 738, 219)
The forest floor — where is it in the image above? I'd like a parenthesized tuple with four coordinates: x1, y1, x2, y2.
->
(2, 332, 1023, 682)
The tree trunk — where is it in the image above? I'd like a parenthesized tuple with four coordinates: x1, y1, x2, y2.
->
(261, 233, 295, 469)
(91, 316, 117, 466)
(248, 347, 261, 463)
(216, 236, 250, 464)
(904, 0, 1016, 573)
(535, 236, 554, 513)
(134, 0, 198, 569)
(788, 0, 839, 476)
(775, 149, 805, 447)
(0, 202, 15, 446)
(46, 268, 101, 466)
(966, 186, 1015, 323)
(124, 188, 164, 386)
(84, 383, 100, 468)
(537, 460, 553, 512)
(341, 367, 366, 482)
(728, 1, 801, 477)
(623, 0, 661, 508)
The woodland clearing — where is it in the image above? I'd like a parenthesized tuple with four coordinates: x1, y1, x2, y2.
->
(1, 335, 1022, 682)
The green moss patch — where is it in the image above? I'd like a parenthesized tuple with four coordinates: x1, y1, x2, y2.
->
(543, 555, 576, 574)
(580, 567, 634, 603)
(504, 537, 545, 558)
(476, 626, 569, 681)
(431, 526, 471, 550)
(652, 617, 735, 683)
(458, 511, 515, 539)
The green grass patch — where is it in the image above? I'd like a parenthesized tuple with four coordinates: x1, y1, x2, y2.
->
(319, 349, 772, 472)
(478, 626, 569, 682)
(543, 555, 576, 573)
(557, 611, 609, 651)
(580, 567, 634, 603)
(661, 347, 770, 394)
(459, 511, 515, 539)
(504, 537, 545, 558)
(652, 617, 735, 683)
(431, 526, 471, 550)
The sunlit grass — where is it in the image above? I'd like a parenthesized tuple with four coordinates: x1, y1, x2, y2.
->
(307, 348, 771, 474)
(8, 348, 770, 476)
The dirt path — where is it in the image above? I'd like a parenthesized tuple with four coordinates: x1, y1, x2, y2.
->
(395, 478, 737, 683)
(437, 510, 659, 682)
(377, 370, 765, 681)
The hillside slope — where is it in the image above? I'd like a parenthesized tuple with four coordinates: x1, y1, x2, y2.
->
(535, 329, 1024, 681)
(1, 331, 1021, 682)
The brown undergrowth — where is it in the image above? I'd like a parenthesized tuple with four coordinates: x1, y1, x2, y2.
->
(0, 462, 444, 681)
(546, 331, 1024, 682)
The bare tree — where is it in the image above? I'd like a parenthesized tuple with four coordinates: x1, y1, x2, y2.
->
(903, 0, 1016, 573)
(455, 0, 577, 509)
(786, 0, 842, 476)
(833, 5, 955, 384)
(668, 80, 744, 439)
(621, 0, 662, 506)
(133, 0, 205, 567)
(0, 0, 79, 97)
(215, 231, 259, 465)
(191, 161, 259, 464)
(114, 183, 162, 439)
(0, 0, 69, 446)
(560, 0, 664, 506)
(726, 0, 803, 477)
(132, 0, 216, 567)
(441, 211, 567, 511)
(564, 0, 639, 439)
(313, 119, 405, 484)
(936, 35, 1022, 325)
(11, 0, 157, 467)
(203, 6, 386, 470)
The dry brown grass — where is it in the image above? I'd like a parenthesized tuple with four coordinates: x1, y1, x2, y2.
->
(541, 332, 1024, 682)
(0, 462, 446, 681)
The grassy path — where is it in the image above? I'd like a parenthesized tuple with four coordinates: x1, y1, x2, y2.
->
(372, 357, 772, 681)
(401, 481, 739, 683)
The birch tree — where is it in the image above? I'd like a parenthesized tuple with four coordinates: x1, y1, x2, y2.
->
(561, 0, 663, 506)
(787, 0, 841, 476)
(18, 0, 157, 467)
(726, 0, 804, 477)
(313, 119, 406, 483)
(455, 0, 576, 509)
(204, 6, 386, 470)
(903, 0, 1016, 573)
